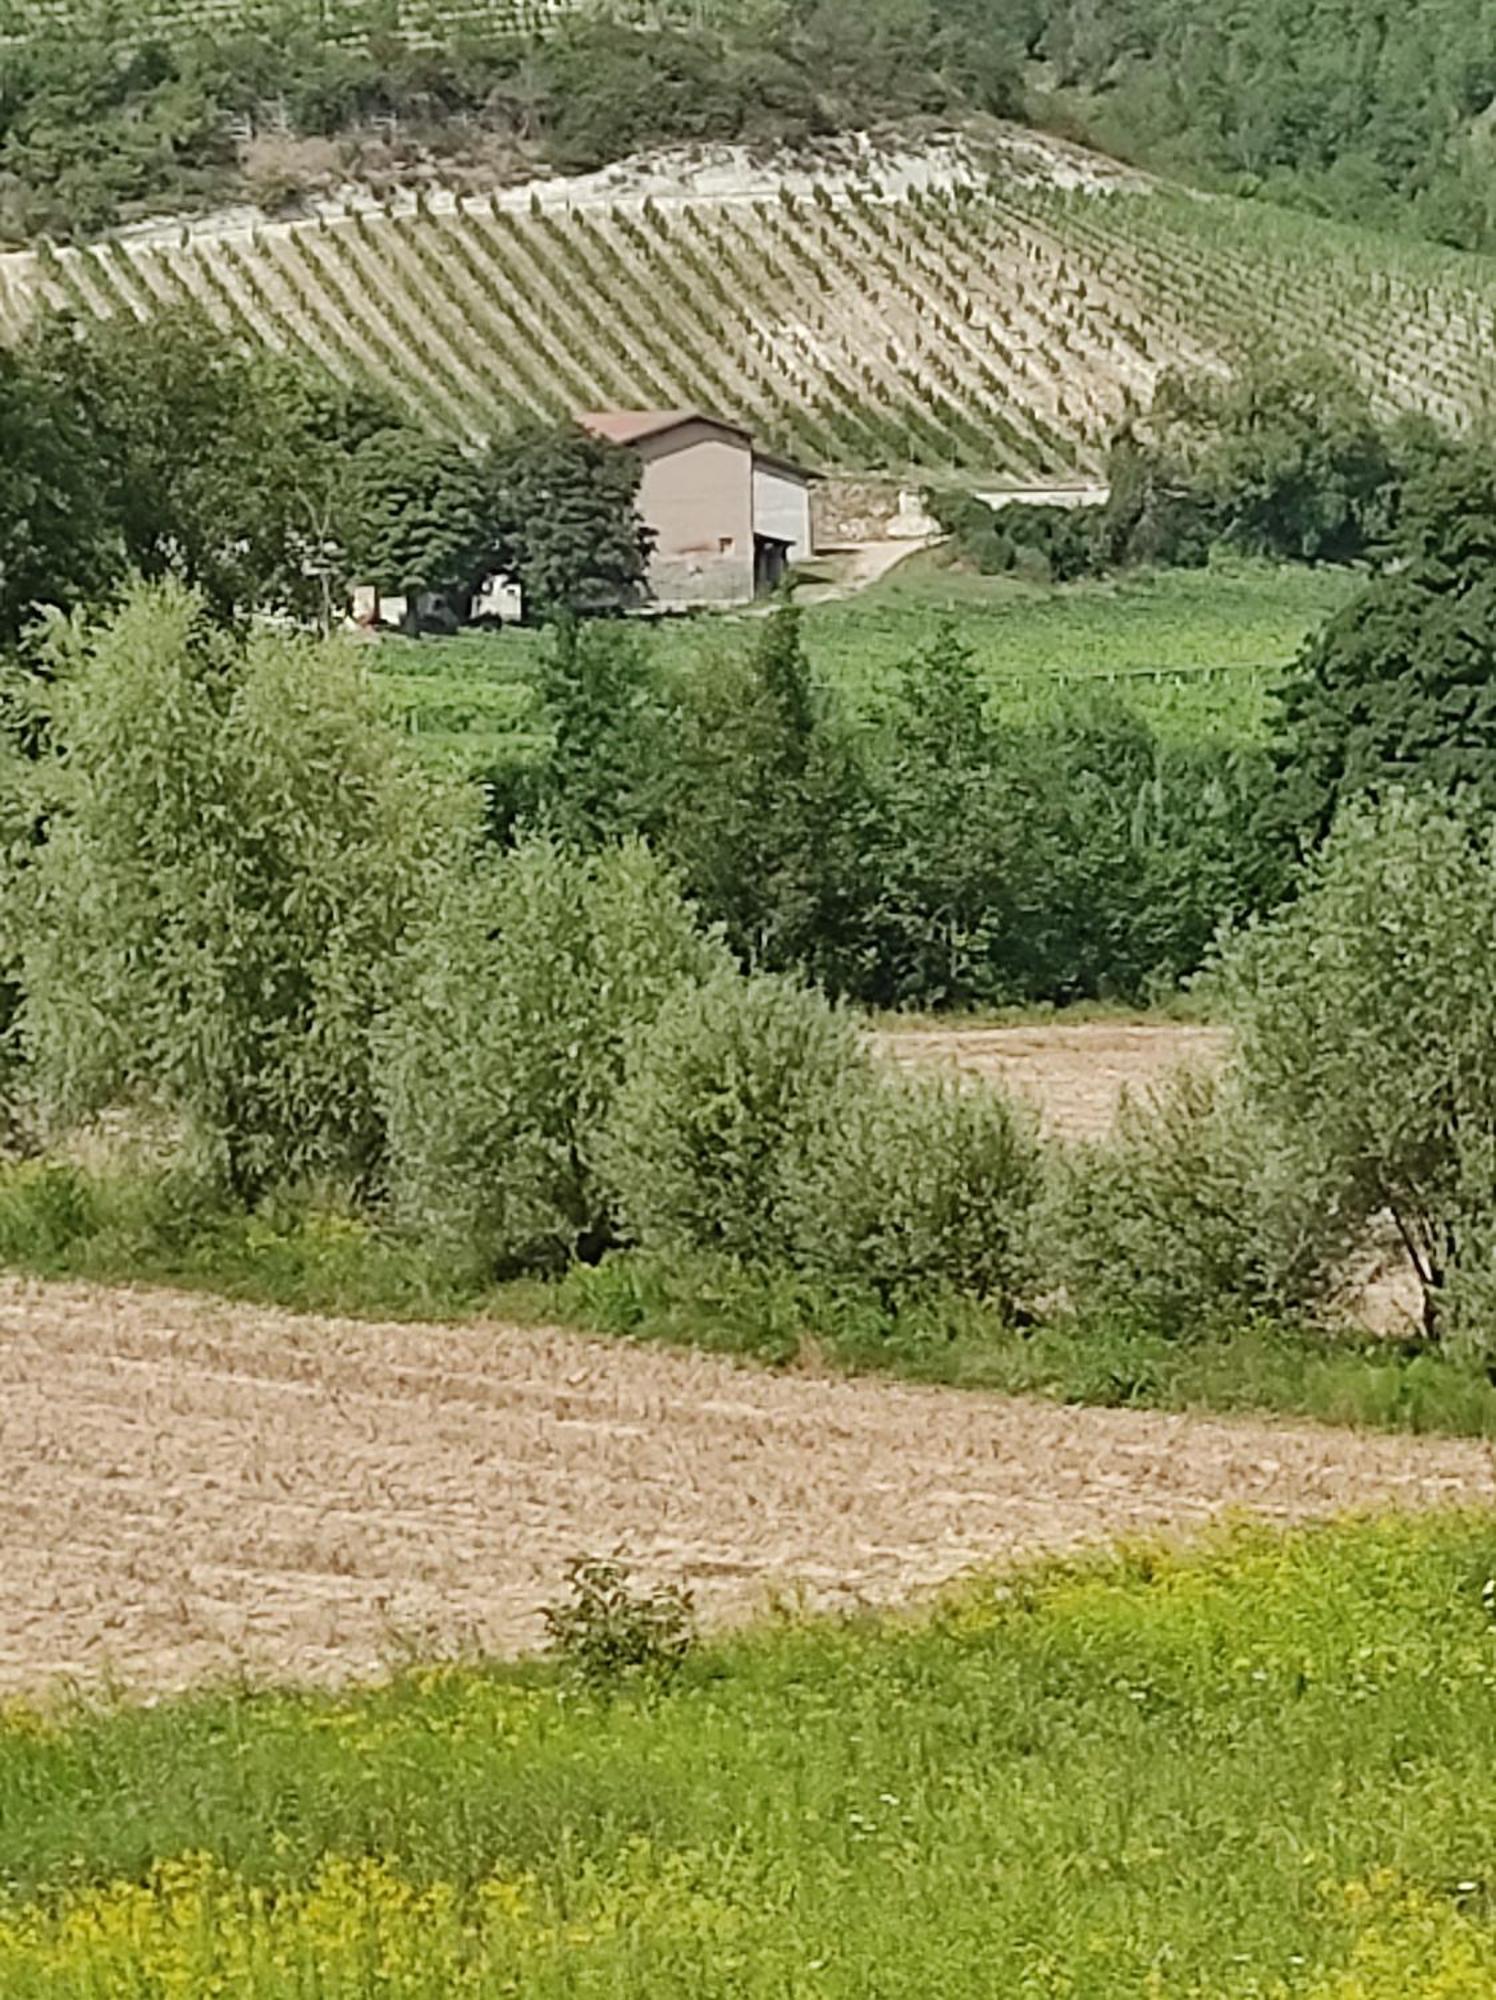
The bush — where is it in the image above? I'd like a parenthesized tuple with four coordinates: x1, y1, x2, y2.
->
(20, 583, 461, 1199)
(381, 838, 728, 1275)
(1054, 1066, 1349, 1339)
(601, 970, 863, 1264)
(1272, 453, 1496, 840)
(786, 1067, 1042, 1315)
(540, 1556, 696, 1694)
(1219, 792, 1496, 1344)
(0, 739, 33, 1149)
(925, 489, 1101, 581)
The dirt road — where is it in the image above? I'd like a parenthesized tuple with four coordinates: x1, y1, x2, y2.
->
(3, 1275, 1489, 1697)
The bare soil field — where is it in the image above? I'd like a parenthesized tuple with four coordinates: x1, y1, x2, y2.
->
(876, 1018, 1230, 1140)
(2, 1274, 1489, 1698)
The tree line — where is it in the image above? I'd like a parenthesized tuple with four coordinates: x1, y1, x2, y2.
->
(929, 355, 1478, 585)
(0, 306, 649, 642)
(7, 553, 1496, 1353)
(4, 0, 1490, 253)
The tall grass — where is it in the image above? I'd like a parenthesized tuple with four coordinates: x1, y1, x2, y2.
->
(2, 1515, 1496, 1993)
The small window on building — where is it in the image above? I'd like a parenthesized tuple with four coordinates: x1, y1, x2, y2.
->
(719, 536, 736, 554)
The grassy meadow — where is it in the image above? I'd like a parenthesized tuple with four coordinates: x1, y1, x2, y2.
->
(4, 1514, 1496, 1996)
(372, 554, 1359, 772)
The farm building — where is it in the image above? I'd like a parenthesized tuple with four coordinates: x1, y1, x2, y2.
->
(581, 411, 815, 609)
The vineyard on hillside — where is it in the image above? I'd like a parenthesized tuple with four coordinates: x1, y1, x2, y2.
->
(2, 152, 1493, 478)
(0, 0, 576, 39)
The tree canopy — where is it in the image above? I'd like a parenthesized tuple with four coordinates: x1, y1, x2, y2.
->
(3, 0, 1488, 253)
(1273, 456, 1496, 838)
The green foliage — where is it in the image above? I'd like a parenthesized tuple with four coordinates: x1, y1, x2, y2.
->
(601, 969, 862, 1264)
(1273, 453, 1496, 838)
(0, 340, 119, 642)
(20, 308, 410, 626)
(855, 628, 1283, 1009)
(20, 581, 461, 1199)
(1039, 0, 1496, 252)
(9, 1518, 1496, 1991)
(0, 734, 33, 1131)
(657, 603, 868, 985)
(787, 1066, 1043, 1314)
(481, 423, 652, 622)
(381, 837, 729, 1274)
(1219, 792, 1496, 1345)
(0, 0, 1024, 242)
(1054, 1066, 1348, 1340)
(926, 489, 1100, 583)
(2, 0, 1485, 259)
(533, 619, 664, 847)
(1102, 356, 1406, 570)
(540, 1556, 696, 1693)
(341, 425, 490, 611)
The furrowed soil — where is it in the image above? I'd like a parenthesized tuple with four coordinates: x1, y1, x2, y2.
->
(3, 1273, 1491, 1698)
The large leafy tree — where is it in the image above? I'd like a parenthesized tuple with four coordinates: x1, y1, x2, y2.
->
(21, 580, 467, 1198)
(22, 307, 397, 625)
(1103, 355, 1400, 568)
(482, 424, 653, 623)
(0, 342, 119, 642)
(340, 426, 490, 620)
(658, 603, 867, 985)
(1273, 455, 1496, 839)
(869, 624, 1017, 1006)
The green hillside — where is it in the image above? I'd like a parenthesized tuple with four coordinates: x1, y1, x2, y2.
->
(0, 0, 1491, 252)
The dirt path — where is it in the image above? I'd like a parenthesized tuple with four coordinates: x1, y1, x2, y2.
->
(2, 1275, 1489, 1697)
(876, 1020, 1230, 1141)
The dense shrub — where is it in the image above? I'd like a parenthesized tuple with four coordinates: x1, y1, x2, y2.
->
(851, 639, 1283, 1010)
(381, 838, 728, 1274)
(20, 582, 458, 1199)
(1219, 793, 1496, 1344)
(0, 738, 31, 1147)
(540, 1556, 696, 1693)
(1101, 357, 1405, 570)
(787, 1067, 1043, 1315)
(926, 490, 1101, 583)
(601, 970, 862, 1265)
(654, 604, 870, 989)
(1054, 1066, 1349, 1339)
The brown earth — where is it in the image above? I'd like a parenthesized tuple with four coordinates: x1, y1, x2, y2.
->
(3, 1273, 1489, 1698)
(875, 1019, 1231, 1141)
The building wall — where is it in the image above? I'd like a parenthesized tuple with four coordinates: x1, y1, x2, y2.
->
(752, 463, 814, 562)
(637, 421, 756, 607)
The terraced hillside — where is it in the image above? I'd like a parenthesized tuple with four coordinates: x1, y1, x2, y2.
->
(2, 136, 1493, 478)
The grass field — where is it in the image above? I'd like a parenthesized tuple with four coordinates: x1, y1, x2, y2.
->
(3, 1513, 1496, 1995)
(372, 555, 1359, 770)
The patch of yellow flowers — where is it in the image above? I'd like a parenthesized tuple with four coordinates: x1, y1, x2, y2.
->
(1296, 1871, 1496, 2000)
(1, 1844, 1493, 1996)
(0, 1845, 751, 1998)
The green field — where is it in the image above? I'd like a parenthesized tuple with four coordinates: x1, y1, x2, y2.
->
(372, 556, 1360, 770)
(3, 1513, 1496, 1996)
